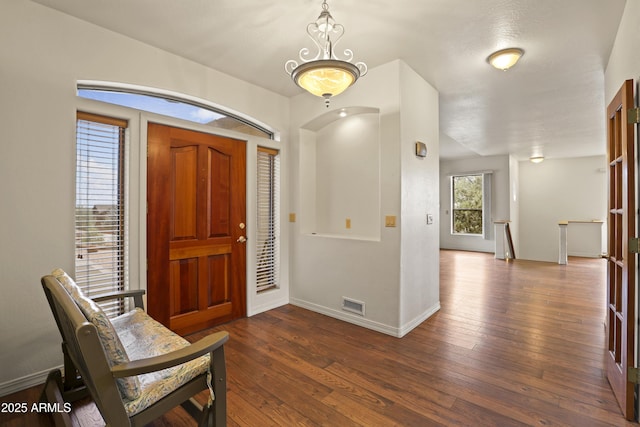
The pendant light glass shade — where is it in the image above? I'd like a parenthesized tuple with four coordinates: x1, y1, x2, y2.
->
(285, 0, 367, 106)
(291, 60, 359, 98)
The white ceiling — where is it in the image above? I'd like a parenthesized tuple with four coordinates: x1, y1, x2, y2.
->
(31, 0, 626, 160)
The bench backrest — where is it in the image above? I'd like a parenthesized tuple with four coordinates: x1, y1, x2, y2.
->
(41, 274, 130, 424)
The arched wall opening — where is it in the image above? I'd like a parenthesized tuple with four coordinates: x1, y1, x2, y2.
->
(299, 107, 381, 240)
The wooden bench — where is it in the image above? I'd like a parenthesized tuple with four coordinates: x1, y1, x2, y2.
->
(40, 269, 228, 427)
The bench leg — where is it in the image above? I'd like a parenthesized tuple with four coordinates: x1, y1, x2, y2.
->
(201, 401, 214, 427)
(61, 343, 88, 401)
(40, 370, 73, 427)
(211, 347, 227, 427)
(181, 397, 214, 427)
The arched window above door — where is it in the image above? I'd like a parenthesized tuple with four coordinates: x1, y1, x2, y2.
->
(77, 81, 275, 139)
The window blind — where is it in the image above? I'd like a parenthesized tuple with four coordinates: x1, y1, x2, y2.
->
(75, 112, 127, 317)
(482, 172, 493, 240)
(256, 147, 280, 293)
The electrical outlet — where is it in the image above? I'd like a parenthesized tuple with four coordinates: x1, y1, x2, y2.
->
(426, 214, 434, 225)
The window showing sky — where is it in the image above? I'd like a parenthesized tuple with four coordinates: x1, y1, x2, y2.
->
(78, 89, 224, 124)
(76, 119, 122, 208)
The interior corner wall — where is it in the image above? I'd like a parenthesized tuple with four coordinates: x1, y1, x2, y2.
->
(289, 60, 404, 335)
(604, 0, 640, 104)
(518, 156, 607, 263)
(439, 155, 511, 253)
(289, 60, 440, 337)
(0, 1, 289, 395)
(398, 62, 440, 332)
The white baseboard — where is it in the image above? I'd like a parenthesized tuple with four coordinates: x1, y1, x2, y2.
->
(0, 365, 61, 398)
(567, 251, 602, 258)
(247, 297, 289, 317)
(398, 302, 441, 337)
(290, 298, 440, 338)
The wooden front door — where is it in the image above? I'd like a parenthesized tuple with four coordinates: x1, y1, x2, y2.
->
(606, 79, 636, 420)
(147, 123, 247, 335)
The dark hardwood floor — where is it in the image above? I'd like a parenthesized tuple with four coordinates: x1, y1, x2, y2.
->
(1, 250, 634, 426)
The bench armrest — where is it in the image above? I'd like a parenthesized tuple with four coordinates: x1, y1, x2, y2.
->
(111, 331, 229, 378)
(92, 289, 146, 309)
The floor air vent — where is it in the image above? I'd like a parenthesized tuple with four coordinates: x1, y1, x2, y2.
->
(342, 297, 365, 316)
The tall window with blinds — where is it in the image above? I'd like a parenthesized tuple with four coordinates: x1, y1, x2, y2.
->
(75, 112, 128, 317)
(450, 172, 492, 238)
(451, 174, 483, 235)
(256, 147, 280, 293)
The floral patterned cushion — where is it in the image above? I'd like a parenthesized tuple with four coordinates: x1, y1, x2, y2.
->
(73, 293, 142, 400)
(51, 269, 142, 400)
(51, 268, 82, 299)
(111, 308, 210, 416)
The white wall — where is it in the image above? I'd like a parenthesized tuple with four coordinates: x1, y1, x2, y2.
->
(518, 156, 607, 262)
(0, 1, 289, 395)
(398, 62, 440, 329)
(312, 112, 380, 239)
(605, 1, 640, 104)
(289, 61, 402, 333)
(289, 60, 440, 336)
(439, 155, 511, 253)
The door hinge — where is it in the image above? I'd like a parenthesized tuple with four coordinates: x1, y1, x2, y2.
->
(630, 237, 640, 254)
(629, 367, 640, 384)
(628, 107, 640, 124)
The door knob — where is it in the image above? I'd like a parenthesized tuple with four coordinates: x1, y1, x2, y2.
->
(237, 236, 247, 243)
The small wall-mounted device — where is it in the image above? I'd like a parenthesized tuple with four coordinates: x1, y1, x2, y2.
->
(415, 141, 427, 158)
(385, 215, 397, 227)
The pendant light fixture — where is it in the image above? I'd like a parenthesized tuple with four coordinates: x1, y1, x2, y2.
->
(285, 0, 367, 107)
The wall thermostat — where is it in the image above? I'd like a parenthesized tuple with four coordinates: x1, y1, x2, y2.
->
(415, 141, 427, 157)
